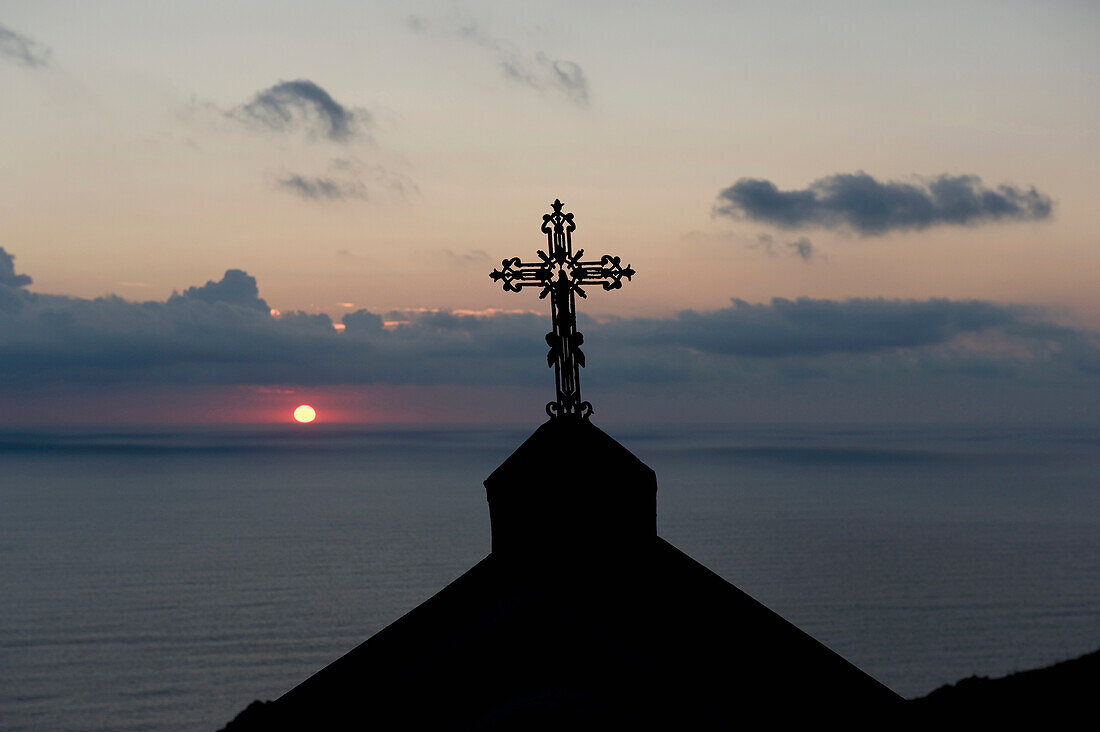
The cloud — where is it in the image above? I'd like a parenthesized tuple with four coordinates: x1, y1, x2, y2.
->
(441, 249, 490, 266)
(628, 298, 1019, 358)
(501, 52, 589, 106)
(342, 309, 383, 334)
(193, 89, 405, 199)
(787, 237, 814, 261)
(0, 22, 50, 68)
(278, 174, 367, 201)
(0, 251, 1095, 396)
(751, 233, 775, 253)
(0, 247, 32, 288)
(715, 172, 1053, 235)
(329, 157, 418, 197)
(232, 80, 371, 142)
(750, 234, 815, 261)
(276, 159, 415, 202)
(412, 15, 590, 106)
(170, 269, 269, 312)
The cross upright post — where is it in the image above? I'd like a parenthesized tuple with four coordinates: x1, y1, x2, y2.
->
(490, 199, 635, 419)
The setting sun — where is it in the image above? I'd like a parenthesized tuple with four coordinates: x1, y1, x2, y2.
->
(293, 404, 317, 423)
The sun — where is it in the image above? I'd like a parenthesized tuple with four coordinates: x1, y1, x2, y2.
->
(293, 404, 317, 424)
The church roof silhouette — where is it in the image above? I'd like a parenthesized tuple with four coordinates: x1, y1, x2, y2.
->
(222, 201, 901, 728)
(223, 419, 900, 730)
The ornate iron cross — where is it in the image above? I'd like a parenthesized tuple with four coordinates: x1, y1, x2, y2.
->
(490, 199, 635, 419)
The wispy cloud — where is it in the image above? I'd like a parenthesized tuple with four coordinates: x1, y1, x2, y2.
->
(0, 22, 50, 68)
(715, 172, 1053, 235)
(330, 157, 418, 197)
(277, 174, 367, 201)
(752, 234, 816, 262)
(787, 237, 814, 261)
(410, 15, 590, 106)
(441, 249, 490, 266)
(500, 51, 589, 106)
(188, 84, 404, 202)
(276, 159, 415, 202)
(231, 79, 371, 142)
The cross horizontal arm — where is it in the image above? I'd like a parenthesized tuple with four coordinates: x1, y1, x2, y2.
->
(489, 257, 552, 293)
(570, 255, 636, 291)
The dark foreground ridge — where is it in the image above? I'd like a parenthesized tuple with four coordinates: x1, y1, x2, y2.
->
(221, 419, 905, 729)
(910, 649, 1099, 724)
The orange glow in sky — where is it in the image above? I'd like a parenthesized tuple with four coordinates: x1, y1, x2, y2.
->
(293, 404, 317, 423)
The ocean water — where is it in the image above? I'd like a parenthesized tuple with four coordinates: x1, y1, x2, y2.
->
(1, 423, 1097, 730)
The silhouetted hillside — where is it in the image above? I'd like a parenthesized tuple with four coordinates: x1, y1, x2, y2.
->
(909, 648, 1098, 724)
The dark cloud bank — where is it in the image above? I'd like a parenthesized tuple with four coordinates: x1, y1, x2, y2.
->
(1, 248, 1096, 399)
(716, 173, 1053, 235)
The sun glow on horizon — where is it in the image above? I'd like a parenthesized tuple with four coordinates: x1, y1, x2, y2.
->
(293, 404, 317, 423)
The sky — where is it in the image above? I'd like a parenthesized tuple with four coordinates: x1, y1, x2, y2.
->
(1, 1, 1097, 425)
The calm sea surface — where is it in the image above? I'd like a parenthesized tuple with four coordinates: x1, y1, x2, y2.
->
(1, 423, 1098, 730)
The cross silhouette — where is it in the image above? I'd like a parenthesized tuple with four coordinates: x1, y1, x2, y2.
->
(490, 199, 635, 419)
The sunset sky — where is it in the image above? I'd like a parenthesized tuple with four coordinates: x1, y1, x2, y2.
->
(1, 1, 1097, 424)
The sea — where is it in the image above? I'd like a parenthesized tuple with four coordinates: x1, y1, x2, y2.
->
(1, 422, 1098, 730)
